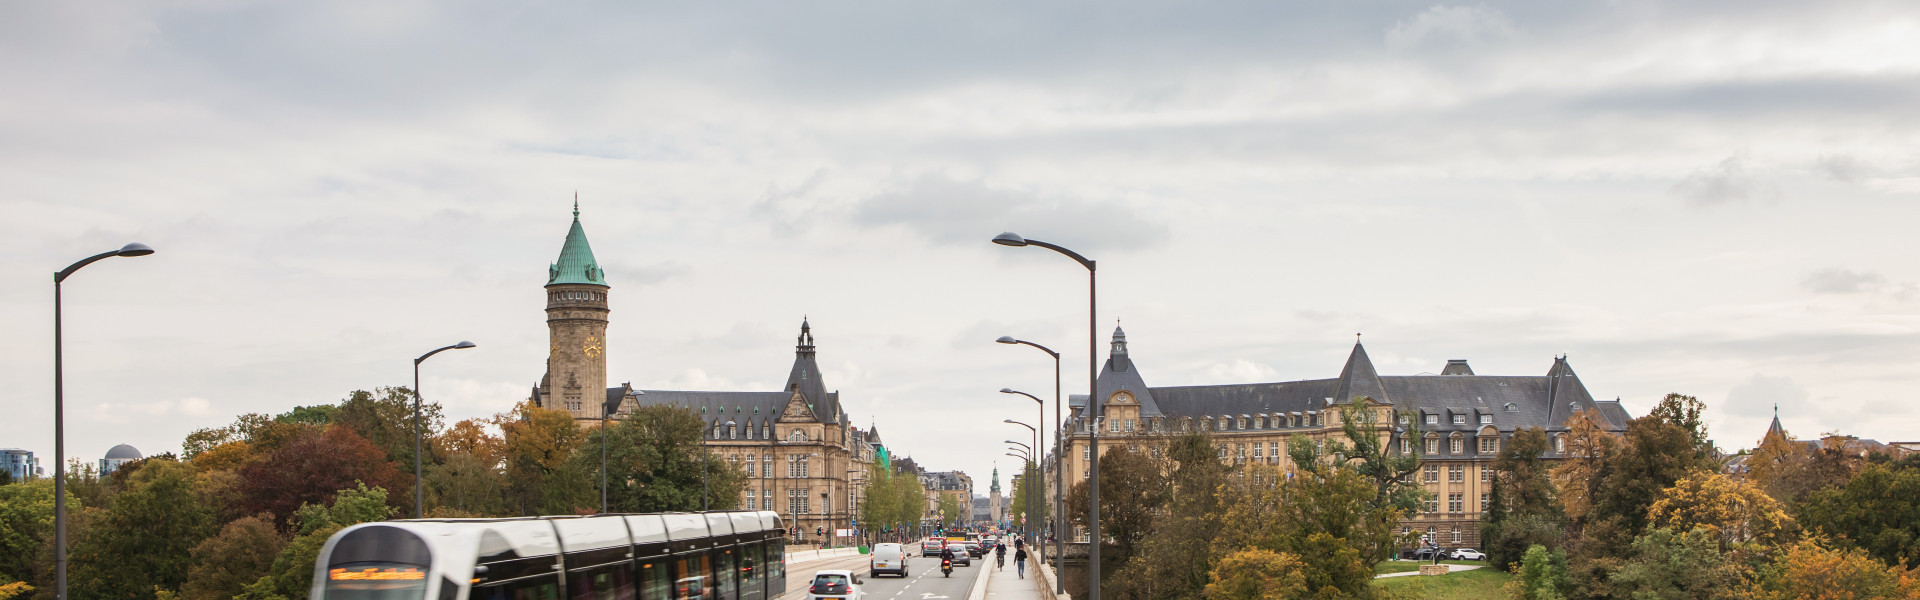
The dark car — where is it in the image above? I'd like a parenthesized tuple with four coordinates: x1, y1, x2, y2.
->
(965, 542, 986, 558)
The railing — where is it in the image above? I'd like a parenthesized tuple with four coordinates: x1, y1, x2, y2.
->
(784, 546, 864, 565)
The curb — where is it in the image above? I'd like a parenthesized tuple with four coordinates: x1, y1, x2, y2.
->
(967, 556, 993, 600)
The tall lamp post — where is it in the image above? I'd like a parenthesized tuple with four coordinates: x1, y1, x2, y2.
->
(997, 337, 1065, 594)
(602, 390, 642, 513)
(414, 341, 476, 518)
(1002, 395, 1042, 546)
(1005, 417, 1038, 541)
(53, 242, 153, 600)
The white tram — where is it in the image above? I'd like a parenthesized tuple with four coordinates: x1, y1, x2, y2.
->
(311, 511, 787, 600)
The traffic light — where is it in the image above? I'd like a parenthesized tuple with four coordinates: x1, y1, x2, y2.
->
(816, 526, 824, 536)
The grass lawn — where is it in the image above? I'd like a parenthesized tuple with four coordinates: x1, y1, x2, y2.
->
(1373, 566, 1512, 599)
(1374, 560, 1485, 575)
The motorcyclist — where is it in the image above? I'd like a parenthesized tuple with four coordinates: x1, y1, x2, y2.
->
(940, 543, 957, 563)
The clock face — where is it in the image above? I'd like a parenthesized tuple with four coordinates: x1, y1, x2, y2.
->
(582, 336, 603, 358)
(1110, 392, 1132, 404)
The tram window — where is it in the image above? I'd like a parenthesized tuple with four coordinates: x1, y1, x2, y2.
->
(738, 544, 764, 600)
(673, 555, 712, 600)
(569, 565, 633, 600)
(639, 563, 669, 600)
(714, 550, 738, 599)
(475, 576, 560, 600)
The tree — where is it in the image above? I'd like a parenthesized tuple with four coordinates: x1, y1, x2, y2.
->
(583, 404, 746, 514)
(1064, 445, 1163, 563)
(235, 425, 404, 526)
(332, 387, 439, 479)
(1202, 547, 1308, 600)
(1746, 536, 1920, 600)
(1207, 463, 1396, 599)
(1797, 463, 1920, 569)
(937, 493, 966, 529)
(1510, 544, 1570, 600)
(0, 480, 74, 586)
(240, 484, 396, 600)
(1647, 394, 1712, 459)
(1589, 414, 1714, 549)
(497, 400, 586, 515)
(1006, 460, 1047, 533)
(1647, 470, 1793, 549)
(191, 440, 255, 472)
(183, 515, 286, 600)
(1113, 433, 1228, 600)
(1483, 428, 1565, 570)
(274, 405, 336, 426)
(1552, 408, 1619, 530)
(1607, 527, 1746, 600)
(68, 458, 214, 600)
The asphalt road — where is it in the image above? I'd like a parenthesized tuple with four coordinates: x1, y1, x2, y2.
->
(782, 553, 983, 600)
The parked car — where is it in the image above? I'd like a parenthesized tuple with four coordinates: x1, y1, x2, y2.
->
(921, 537, 947, 557)
(807, 570, 864, 600)
(870, 543, 910, 578)
(1407, 547, 1437, 561)
(1449, 548, 1486, 561)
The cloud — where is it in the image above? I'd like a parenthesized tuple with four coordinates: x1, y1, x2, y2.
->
(1672, 154, 1779, 207)
(607, 261, 691, 288)
(1385, 5, 1517, 51)
(1801, 268, 1886, 294)
(1206, 359, 1279, 382)
(852, 175, 1169, 254)
(1815, 154, 1871, 183)
(1725, 374, 1810, 419)
(88, 397, 214, 423)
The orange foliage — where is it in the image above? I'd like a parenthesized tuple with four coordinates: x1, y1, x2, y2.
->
(1749, 537, 1920, 600)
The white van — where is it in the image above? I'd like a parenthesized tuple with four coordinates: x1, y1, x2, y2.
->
(870, 543, 910, 577)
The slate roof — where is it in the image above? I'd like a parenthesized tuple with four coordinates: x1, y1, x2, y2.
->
(604, 320, 848, 435)
(1079, 329, 1629, 437)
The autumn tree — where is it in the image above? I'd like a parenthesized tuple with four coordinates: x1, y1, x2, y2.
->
(333, 387, 440, 478)
(1114, 432, 1228, 600)
(497, 400, 587, 515)
(581, 404, 747, 514)
(68, 458, 214, 600)
(235, 425, 404, 526)
(1607, 527, 1747, 600)
(425, 418, 508, 516)
(1207, 463, 1397, 599)
(239, 483, 396, 600)
(1065, 444, 1164, 565)
(182, 515, 286, 600)
(1202, 547, 1308, 600)
(1552, 408, 1619, 531)
(1647, 470, 1793, 549)
(1588, 413, 1715, 548)
(1746, 536, 1920, 600)
(1797, 463, 1920, 569)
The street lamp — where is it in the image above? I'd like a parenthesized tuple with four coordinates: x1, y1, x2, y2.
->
(996, 338, 1065, 594)
(1000, 389, 1048, 564)
(413, 341, 476, 518)
(602, 390, 642, 513)
(52, 242, 153, 600)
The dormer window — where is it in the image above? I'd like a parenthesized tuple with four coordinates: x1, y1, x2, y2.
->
(1452, 414, 1466, 425)
(1425, 414, 1439, 425)
(1504, 403, 1519, 413)
(1480, 414, 1493, 424)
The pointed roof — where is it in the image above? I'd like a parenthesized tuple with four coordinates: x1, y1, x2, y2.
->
(1545, 356, 1599, 425)
(784, 318, 840, 424)
(547, 201, 608, 287)
(1332, 340, 1391, 404)
(990, 467, 1001, 492)
(1096, 325, 1164, 416)
(1763, 405, 1788, 444)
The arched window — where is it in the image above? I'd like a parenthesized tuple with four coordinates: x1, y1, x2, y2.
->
(789, 429, 807, 442)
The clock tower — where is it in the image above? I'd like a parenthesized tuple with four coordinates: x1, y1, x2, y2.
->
(538, 201, 610, 422)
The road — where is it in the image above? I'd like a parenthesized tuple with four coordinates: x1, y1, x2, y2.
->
(780, 552, 984, 600)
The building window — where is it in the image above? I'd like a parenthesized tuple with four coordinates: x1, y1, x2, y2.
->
(1480, 493, 1489, 512)
(1425, 439, 1439, 455)
(1452, 414, 1466, 425)
(762, 455, 773, 478)
(1270, 442, 1279, 459)
(1452, 527, 1461, 543)
(1450, 438, 1463, 454)
(1400, 438, 1410, 454)
(1449, 493, 1463, 513)
(1218, 445, 1227, 459)
(746, 490, 755, 504)
(1481, 466, 1491, 483)
(745, 456, 757, 476)
(1399, 414, 1409, 425)
(1425, 497, 1439, 513)
(1479, 437, 1498, 454)
(789, 489, 810, 515)
(1236, 444, 1246, 458)
(1237, 418, 1246, 429)
(1425, 414, 1438, 425)
(1504, 403, 1519, 413)
(1449, 465, 1463, 482)
(1480, 414, 1493, 425)
(1110, 418, 1121, 433)
(1253, 444, 1263, 458)
(1083, 447, 1090, 460)
(1555, 436, 1565, 453)
(1424, 464, 1439, 483)
(1125, 419, 1136, 432)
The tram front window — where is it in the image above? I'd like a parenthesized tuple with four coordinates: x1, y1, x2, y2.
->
(325, 562, 430, 600)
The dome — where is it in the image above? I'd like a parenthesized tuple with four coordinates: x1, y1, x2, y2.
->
(104, 444, 142, 460)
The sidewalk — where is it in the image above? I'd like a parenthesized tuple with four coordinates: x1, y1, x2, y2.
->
(1374, 564, 1483, 578)
(980, 557, 1048, 600)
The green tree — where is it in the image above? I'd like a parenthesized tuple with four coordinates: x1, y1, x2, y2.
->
(1511, 544, 1570, 600)
(1114, 432, 1227, 600)
(1006, 460, 1048, 533)
(1482, 428, 1565, 571)
(332, 387, 438, 479)
(1647, 393, 1712, 459)
(183, 515, 286, 600)
(1589, 413, 1715, 548)
(937, 493, 966, 529)
(1064, 445, 1164, 564)
(0, 480, 75, 585)
(274, 405, 336, 426)
(1798, 463, 1920, 569)
(68, 458, 214, 600)
(497, 401, 586, 515)
(583, 404, 746, 514)
(240, 484, 396, 600)
(1607, 528, 1745, 600)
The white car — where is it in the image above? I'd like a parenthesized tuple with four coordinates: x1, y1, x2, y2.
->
(1449, 548, 1486, 561)
(807, 570, 864, 600)
(870, 543, 910, 578)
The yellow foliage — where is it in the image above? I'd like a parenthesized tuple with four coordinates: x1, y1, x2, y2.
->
(1648, 469, 1793, 549)
(192, 440, 253, 471)
(1551, 408, 1618, 524)
(1205, 547, 1309, 600)
(0, 582, 33, 600)
(1748, 537, 1920, 600)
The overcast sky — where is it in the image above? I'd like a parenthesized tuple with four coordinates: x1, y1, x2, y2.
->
(5, 1, 1919, 492)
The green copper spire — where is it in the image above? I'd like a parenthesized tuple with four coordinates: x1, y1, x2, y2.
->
(547, 200, 607, 286)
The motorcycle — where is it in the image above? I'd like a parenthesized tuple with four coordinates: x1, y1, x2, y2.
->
(941, 559, 953, 578)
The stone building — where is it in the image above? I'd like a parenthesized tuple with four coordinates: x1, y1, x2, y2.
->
(527, 205, 872, 544)
(989, 467, 1003, 526)
(922, 470, 973, 527)
(1053, 326, 1633, 550)
(101, 444, 141, 475)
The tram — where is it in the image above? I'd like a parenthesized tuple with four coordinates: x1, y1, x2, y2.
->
(311, 511, 787, 600)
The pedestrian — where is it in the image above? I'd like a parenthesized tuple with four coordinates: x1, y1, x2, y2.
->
(1014, 545, 1029, 579)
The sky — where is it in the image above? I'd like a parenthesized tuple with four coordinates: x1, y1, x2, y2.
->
(4, 0, 1919, 493)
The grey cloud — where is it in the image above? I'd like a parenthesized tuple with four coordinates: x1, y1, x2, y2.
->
(607, 261, 691, 288)
(752, 169, 831, 237)
(852, 176, 1169, 254)
(1801, 268, 1885, 294)
(1385, 5, 1517, 51)
(1726, 373, 1810, 418)
(1672, 155, 1778, 207)
(1815, 154, 1871, 183)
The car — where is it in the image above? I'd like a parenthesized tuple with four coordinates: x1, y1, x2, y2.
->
(1407, 548, 1437, 561)
(870, 543, 910, 578)
(948, 547, 972, 567)
(806, 570, 864, 600)
(963, 541, 985, 558)
(921, 537, 947, 557)
(1449, 548, 1486, 561)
